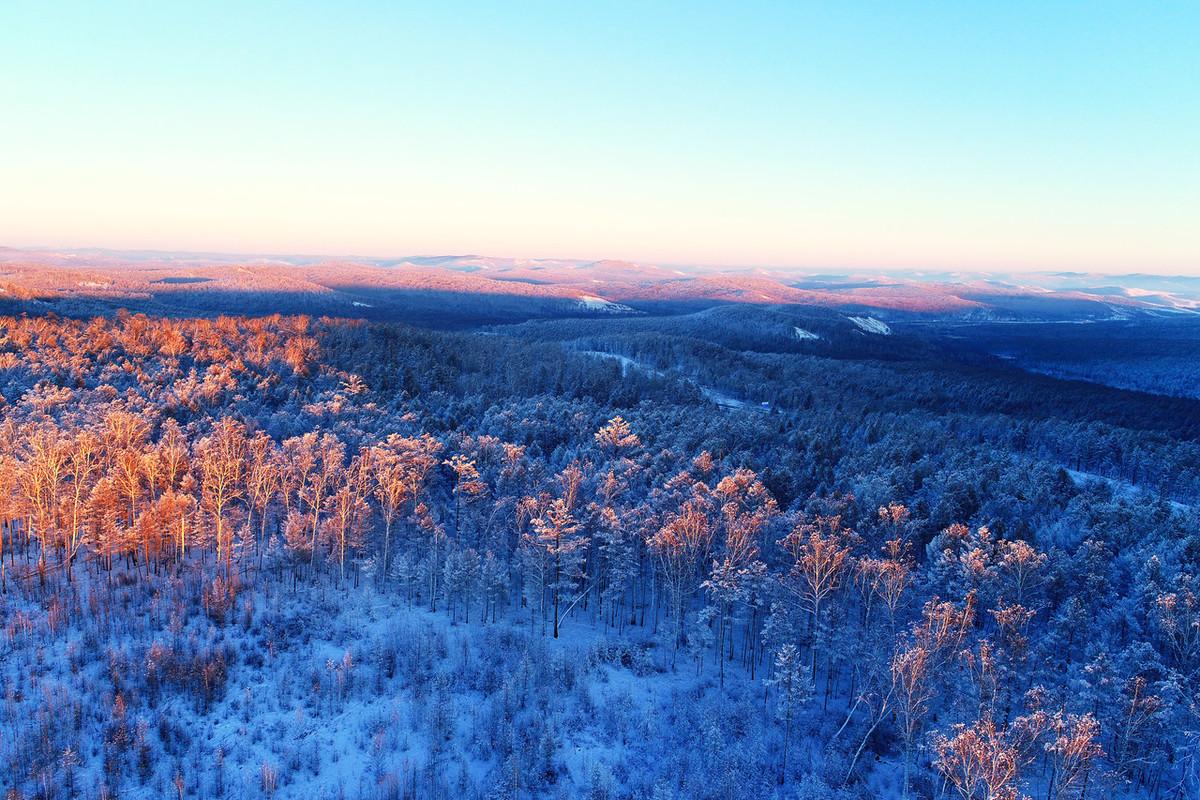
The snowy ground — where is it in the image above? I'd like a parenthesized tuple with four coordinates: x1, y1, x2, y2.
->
(1, 563, 842, 800)
(575, 296, 635, 314)
(846, 317, 891, 336)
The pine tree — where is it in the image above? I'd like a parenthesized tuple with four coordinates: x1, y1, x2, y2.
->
(766, 643, 811, 784)
(529, 497, 586, 638)
(779, 513, 854, 679)
(648, 496, 712, 664)
(594, 416, 640, 454)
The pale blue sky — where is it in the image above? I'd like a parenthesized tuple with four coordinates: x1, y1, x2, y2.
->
(1, 2, 1197, 273)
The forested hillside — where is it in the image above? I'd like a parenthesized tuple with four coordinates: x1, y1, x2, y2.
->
(1, 311, 1198, 800)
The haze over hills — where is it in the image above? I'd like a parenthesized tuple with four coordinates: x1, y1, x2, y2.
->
(2, 246, 1198, 325)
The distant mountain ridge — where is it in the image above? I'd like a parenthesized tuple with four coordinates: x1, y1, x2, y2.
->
(1, 246, 1197, 323)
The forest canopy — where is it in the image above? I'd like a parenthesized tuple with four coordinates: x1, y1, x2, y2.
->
(0, 310, 1198, 800)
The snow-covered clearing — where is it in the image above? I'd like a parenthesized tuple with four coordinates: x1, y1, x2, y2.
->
(1066, 468, 1191, 512)
(577, 350, 653, 377)
(847, 316, 891, 335)
(575, 295, 634, 314)
(578, 350, 767, 412)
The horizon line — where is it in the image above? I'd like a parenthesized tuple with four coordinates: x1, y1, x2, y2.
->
(3, 242, 1197, 281)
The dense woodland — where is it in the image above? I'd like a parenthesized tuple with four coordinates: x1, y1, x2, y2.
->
(1, 311, 1199, 800)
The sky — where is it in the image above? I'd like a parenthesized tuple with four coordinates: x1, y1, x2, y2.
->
(1, 2, 1197, 274)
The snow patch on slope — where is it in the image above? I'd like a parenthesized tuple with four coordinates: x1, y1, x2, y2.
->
(1123, 288, 1200, 310)
(576, 295, 634, 314)
(848, 316, 891, 335)
(1105, 305, 1133, 321)
(793, 327, 821, 341)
